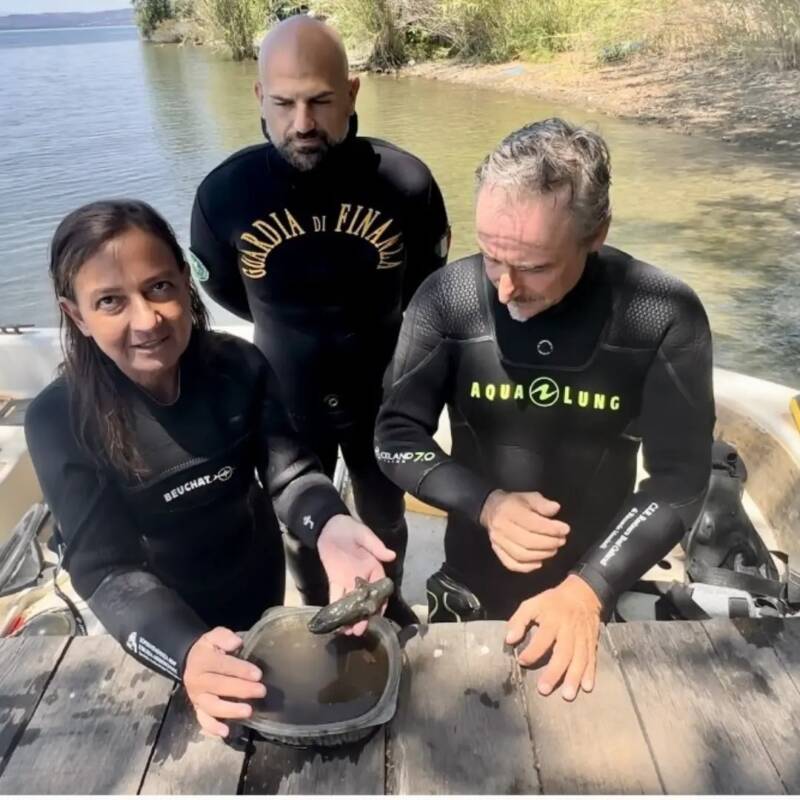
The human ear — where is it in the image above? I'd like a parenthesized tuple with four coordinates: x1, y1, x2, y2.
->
(347, 76, 360, 112)
(59, 297, 91, 338)
(588, 217, 611, 253)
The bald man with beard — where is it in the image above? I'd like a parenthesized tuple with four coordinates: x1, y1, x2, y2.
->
(190, 16, 450, 625)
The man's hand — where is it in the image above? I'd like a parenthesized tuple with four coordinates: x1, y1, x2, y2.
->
(505, 575, 602, 701)
(184, 627, 265, 738)
(317, 514, 396, 635)
(480, 490, 570, 572)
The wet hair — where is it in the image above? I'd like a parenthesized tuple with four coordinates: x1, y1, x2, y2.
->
(476, 118, 612, 241)
(49, 199, 209, 478)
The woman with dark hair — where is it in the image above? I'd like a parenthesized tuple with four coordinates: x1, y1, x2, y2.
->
(25, 199, 395, 737)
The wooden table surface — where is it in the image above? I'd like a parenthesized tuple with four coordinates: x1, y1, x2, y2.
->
(1, 618, 799, 795)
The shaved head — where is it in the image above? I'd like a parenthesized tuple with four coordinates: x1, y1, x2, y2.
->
(258, 16, 349, 86)
(255, 16, 359, 171)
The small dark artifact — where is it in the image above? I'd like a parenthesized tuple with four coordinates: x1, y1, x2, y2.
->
(308, 577, 394, 634)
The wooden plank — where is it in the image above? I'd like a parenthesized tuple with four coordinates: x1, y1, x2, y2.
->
(0, 634, 172, 794)
(0, 636, 70, 777)
(608, 620, 785, 794)
(139, 686, 248, 795)
(243, 729, 385, 794)
(387, 621, 539, 795)
(702, 618, 800, 793)
(765, 618, 800, 690)
(519, 627, 662, 794)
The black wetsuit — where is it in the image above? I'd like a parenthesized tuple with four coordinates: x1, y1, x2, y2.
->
(190, 121, 449, 603)
(376, 247, 715, 619)
(25, 332, 348, 680)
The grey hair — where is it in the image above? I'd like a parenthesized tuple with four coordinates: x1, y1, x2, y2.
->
(476, 118, 612, 241)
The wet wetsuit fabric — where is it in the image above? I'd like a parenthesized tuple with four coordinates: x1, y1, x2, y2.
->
(190, 124, 449, 600)
(25, 332, 348, 680)
(376, 247, 715, 619)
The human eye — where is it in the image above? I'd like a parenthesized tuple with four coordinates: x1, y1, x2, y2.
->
(96, 295, 122, 312)
(149, 280, 174, 297)
(520, 264, 550, 274)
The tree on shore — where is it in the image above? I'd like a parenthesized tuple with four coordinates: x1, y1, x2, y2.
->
(131, 0, 175, 38)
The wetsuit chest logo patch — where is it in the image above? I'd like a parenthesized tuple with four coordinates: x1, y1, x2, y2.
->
(162, 465, 235, 504)
(469, 376, 622, 412)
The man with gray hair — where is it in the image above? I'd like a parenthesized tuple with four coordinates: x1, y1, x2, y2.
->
(376, 118, 714, 699)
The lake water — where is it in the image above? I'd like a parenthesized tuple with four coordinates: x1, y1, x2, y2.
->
(1, 25, 798, 385)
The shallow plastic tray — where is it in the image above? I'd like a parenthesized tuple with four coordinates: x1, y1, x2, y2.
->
(238, 606, 402, 747)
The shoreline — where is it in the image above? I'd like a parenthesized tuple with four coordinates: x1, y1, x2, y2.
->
(397, 55, 800, 156)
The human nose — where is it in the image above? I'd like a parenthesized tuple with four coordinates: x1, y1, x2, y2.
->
(497, 271, 518, 304)
(293, 102, 315, 134)
(129, 295, 159, 332)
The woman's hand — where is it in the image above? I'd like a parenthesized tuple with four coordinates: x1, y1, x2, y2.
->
(317, 514, 396, 635)
(183, 627, 266, 738)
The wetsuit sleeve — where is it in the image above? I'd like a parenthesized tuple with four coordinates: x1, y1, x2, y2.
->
(571, 287, 714, 610)
(254, 356, 349, 547)
(376, 276, 496, 521)
(190, 190, 252, 321)
(401, 174, 449, 308)
(25, 390, 207, 681)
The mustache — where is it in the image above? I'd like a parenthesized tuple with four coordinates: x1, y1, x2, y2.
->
(287, 130, 332, 146)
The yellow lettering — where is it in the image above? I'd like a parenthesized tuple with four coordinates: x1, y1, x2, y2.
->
(594, 394, 606, 410)
(470, 382, 481, 399)
(351, 207, 381, 238)
(240, 252, 267, 279)
(365, 218, 395, 246)
(269, 212, 291, 239)
(335, 204, 352, 232)
(610, 396, 621, 411)
(241, 233, 275, 254)
(252, 220, 282, 245)
(578, 391, 590, 408)
(313, 216, 326, 232)
(499, 384, 511, 400)
(377, 233, 402, 255)
(346, 205, 364, 234)
(514, 385, 524, 400)
(284, 209, 306, 237)
(486, 384, 496, 402)
(563, 386, 573, 405)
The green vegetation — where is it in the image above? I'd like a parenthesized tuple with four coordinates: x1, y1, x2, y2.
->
(132, 0, 175, 38)
(131, 0, 800, 70)
(193, 0, 279, 59)
(710, 0, 800, 70)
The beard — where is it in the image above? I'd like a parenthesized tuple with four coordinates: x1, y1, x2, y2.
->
(506, 297, 550, 322)
(274, 129, 344, 171)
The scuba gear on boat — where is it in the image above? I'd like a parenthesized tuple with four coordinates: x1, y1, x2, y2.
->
(616, 441, 800, 622)
(680, 440, 800, 617)
(426, 566, 487, 623)
(683, 440, 776, 581)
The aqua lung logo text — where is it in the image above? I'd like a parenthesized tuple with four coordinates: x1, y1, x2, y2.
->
(163, 466, 235, 503)
(469, 376, 621, 412)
